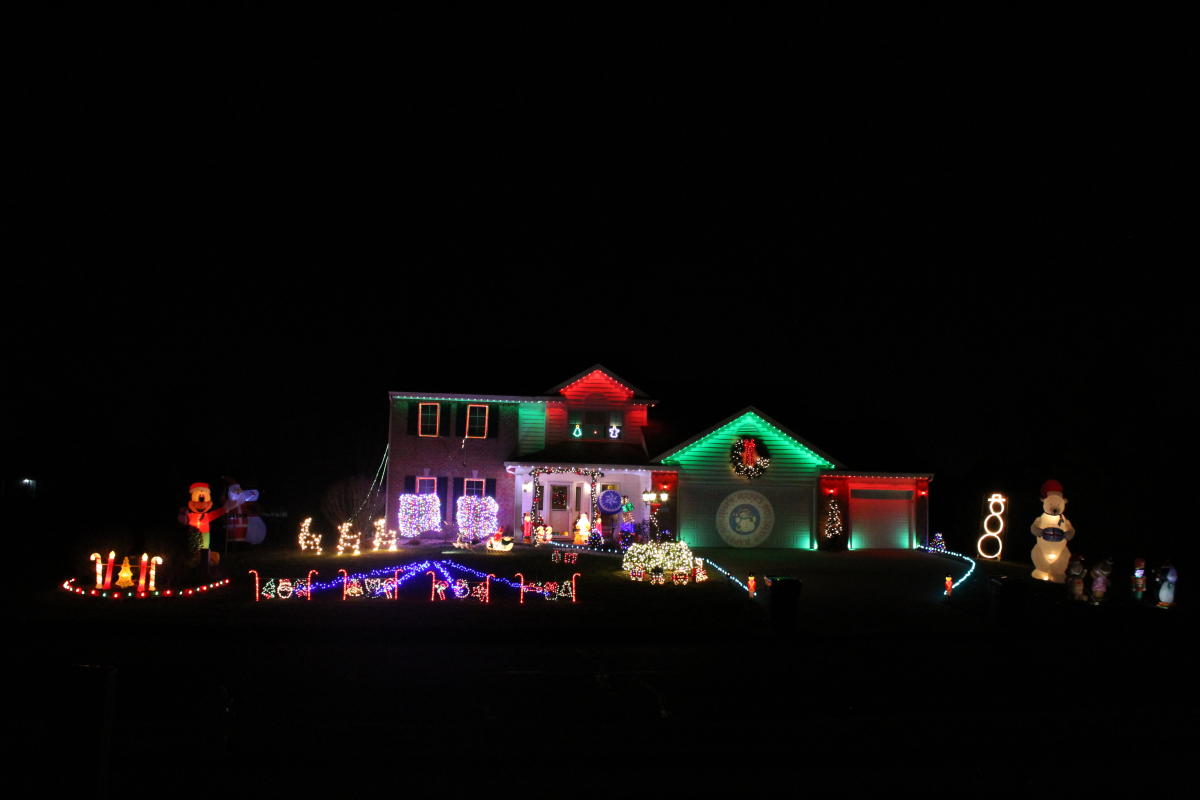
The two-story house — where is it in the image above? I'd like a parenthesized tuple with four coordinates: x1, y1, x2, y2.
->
(386, 365, 677, 541)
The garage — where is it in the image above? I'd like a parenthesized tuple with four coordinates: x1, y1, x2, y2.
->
(819, 472, 932, 550)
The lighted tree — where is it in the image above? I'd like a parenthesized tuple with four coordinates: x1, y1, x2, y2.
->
(824, 497, 844, 539)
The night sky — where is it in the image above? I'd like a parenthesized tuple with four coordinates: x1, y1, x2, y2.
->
(6, 12, 1188, 568)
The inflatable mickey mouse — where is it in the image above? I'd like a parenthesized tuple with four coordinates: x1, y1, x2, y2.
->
(1030, 479, 1075, 583)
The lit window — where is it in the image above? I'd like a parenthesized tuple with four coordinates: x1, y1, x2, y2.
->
(416, 477, 438, 495)
(466, 404, 489, 438)
(465, 478, 486, 497)
(418, 403, 440, 437)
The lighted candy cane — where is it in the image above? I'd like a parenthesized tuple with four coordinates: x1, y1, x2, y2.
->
(427, 570, 449, 601)
(486, 573, 493, 604)
(307, 570, 318, 601)
(249, 569, 260, 602)
(572, 573, 579, 603)
(338, 568, 349, 600)
(91, 553, 104, 589)
(976, 493, 1007, 560)
(515, 572, 525, 604)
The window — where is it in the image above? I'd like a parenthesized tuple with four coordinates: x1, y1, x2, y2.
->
(465, 478, 486, 497)
(418, 403, 441, 437)
(416, 477, 438, 495)
(465, 404, 489, 438)
(570, 410, 612, 440)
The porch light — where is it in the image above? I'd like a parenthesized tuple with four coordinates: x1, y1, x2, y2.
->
(641, 489, 657, 503)
(658, 490, 670, 503)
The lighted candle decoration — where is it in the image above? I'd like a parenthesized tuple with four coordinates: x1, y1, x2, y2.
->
(976, 493, 1007, 560)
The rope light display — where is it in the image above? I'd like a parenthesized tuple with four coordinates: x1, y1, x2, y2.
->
(916, 544, 977, 593)
(397, 494, 443, 537)
(62, 577, 230, 599)
(456, 495, 499, 543)
(976, 493, 1007, 560)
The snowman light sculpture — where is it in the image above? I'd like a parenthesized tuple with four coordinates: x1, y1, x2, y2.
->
(1030, 479, 1075, 583)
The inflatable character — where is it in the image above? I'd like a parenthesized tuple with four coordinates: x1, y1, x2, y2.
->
(180, 481, 248, 566)
(1066, 554, 1088, 602)
(223, 479, 264, 545)
(1089, 556, 1112, 605)
(522, 512, 533, 542)
(1131, 558, 1147, 601)
(573, 513, 591, 546)
(1030, 480, 1075, 583)
(1156, 563, 1177, 608)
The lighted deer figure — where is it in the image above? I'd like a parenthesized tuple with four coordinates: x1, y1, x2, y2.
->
(298, 518, 323, 555)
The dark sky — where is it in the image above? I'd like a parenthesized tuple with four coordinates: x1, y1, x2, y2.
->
(5, 11, 1188, 561)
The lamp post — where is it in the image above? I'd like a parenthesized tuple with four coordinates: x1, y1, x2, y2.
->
(643, 488, 671, 542)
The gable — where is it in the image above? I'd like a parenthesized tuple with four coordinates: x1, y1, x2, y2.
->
(656, 408, 839, 474)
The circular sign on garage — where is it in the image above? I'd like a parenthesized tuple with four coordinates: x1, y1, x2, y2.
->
(716, 490, 775, 547)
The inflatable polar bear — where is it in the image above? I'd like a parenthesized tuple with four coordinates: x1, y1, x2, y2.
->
(1031, 479, 1075, 583)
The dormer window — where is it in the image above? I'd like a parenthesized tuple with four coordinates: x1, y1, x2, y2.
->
(568, 410, 623, 440)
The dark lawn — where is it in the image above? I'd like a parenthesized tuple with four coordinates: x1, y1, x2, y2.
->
(13, 544, 1191, 794)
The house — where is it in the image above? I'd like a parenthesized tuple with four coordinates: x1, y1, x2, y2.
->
(386, 366, 930, 550)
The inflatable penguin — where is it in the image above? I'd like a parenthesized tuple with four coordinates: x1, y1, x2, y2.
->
(1030, 479, 1075, 583)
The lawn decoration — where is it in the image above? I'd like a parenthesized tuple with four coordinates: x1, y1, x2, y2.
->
(1030, 480, 1075, 583)
(573, 513, 591, 545)
(428, 570, 492, 602)
(372, 518, 398, 552)
(693, 558, 708, 583)
(534, 525, 553, 545)
(976, 492, 1007, 560)
(1066, 555, 1088, 602)
(515, 572, 578, 603)
(335, 522, 361, 555)
(66, 551, 230, 599)
(550, 550, 578, 564)
(747, 575, 756, 597)
(928, 532, 946, 552)
(180, 481, 248, 564)
(398, 494, 443, 538)
(249, 570, 318, 601)
(224, 480, 265, 545)
(1131, 559, 1147, 601)
(486, 528, 514, 552)
(824, 493, 844, 541)
(944, 575, 953, 597)
(1089, 557, 1113, 605)
(730, 436, 771, 479)
(622, 541, 695, 582)
(298, 518, 323, 554)
(1156, 563, 1177, 608)
(457, 496, 499, 544)
(588, 515, 603, 548)
(523, 512, 533, 542)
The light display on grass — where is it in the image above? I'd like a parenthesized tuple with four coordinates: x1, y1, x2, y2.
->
(976, 492, 1007, 560)
(372, 518, 398, 551)
(115, 557, 135, 588)
(84, 551, 165, 595)
(456, 495, 499, 543)
(249, 570, 318, 601)
(929, 532, 947, 552)
(515, 572, 578, 603)
(398, 494, 443, 538)
(298, 518, 323, 555)
(335, 522, 361, 556)
(622, 541, 695, 581)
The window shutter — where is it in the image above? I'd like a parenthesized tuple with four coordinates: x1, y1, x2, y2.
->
(485, 478, 497, 497)
(404, 475, 415, 494)
(455, 403, 467, 437)
(451, 478, 464, 522)
(487, 405, 498, 438)
(406, 403, 418, 435)
(437, 477, 449, 519)
(438, 405, 450, 437)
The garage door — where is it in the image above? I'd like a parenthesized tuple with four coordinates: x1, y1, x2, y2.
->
(850, 489, 913, 549)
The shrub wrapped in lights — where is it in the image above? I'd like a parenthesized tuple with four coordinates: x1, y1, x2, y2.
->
(622, 541, 696, 582)
(398, 494, 444, 538)
(456, 495, 499, 543)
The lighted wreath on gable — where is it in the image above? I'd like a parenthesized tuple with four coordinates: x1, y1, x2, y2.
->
(730, 436, 771, 479)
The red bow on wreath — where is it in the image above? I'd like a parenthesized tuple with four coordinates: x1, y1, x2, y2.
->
(741, 438, 759, 467)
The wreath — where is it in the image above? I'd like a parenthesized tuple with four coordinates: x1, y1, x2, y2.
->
(730, 436, 771, 479)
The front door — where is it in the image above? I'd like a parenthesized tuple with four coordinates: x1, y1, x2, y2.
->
(548, 483, 570, 533)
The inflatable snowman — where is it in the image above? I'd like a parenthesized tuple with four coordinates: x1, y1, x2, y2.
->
(1030, 479, 1075, 583)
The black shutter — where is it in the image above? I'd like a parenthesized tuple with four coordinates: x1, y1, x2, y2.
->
(404, 475, 415, 494)
(438, 404, 450, 437)
(437, 477, 449, 519)
(485, 478, 497, 497)
(455, 403, 467, 437)
(452, 478, 465, 521)
(487, 405, 498, 438)
(406, 403, 418, 435)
